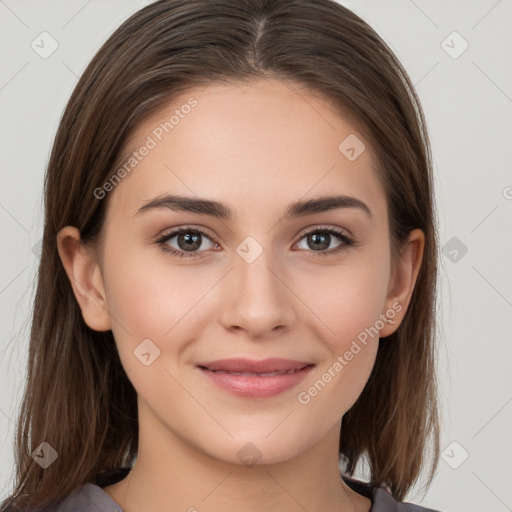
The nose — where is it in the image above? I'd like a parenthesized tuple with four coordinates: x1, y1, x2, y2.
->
(219, 247, 298, 339)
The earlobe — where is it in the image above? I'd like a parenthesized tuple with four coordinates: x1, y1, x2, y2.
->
(380, 229, 425, 338)
(56, 226, 112, 332)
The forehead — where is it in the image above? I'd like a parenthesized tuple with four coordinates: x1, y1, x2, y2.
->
(106, 78, 386, 222)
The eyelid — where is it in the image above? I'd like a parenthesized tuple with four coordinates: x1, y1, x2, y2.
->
(155, 224, 351, 245)
(154, 225, 219, 252)
(155, 223, 356, 258)
(294, 223, 353, 241)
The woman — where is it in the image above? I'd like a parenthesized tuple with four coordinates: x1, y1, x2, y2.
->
(1, 1, 443, 510)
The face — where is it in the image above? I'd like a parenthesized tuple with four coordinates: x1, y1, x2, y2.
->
(65, 78, 415, 467)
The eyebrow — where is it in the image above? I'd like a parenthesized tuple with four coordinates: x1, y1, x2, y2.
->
(134, 194, 372, 220)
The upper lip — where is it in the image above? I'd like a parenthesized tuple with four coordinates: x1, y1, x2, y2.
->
(197, 358, 313, 373)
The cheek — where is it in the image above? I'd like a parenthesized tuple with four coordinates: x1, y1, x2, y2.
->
(102, 248, 214, 362)
(298, 254, 390, 347)
(98, 226, 211, 390)
(294, 252, 389, 406)
(296, 276, 384, 423)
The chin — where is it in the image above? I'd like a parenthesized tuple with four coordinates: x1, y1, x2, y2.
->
(199, 431, 312, 468)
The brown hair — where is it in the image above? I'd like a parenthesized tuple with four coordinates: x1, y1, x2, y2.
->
(1, 0, 441, 509)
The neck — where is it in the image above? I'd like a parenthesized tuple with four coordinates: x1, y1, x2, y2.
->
(103, 405, 370, 512)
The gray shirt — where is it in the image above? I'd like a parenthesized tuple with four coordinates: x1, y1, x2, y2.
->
(32, 472, 442, 512)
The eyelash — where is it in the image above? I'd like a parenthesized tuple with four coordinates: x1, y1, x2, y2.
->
(154, 225, 355, 259)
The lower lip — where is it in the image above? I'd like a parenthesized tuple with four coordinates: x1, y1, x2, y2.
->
(198, 365, 314, 399)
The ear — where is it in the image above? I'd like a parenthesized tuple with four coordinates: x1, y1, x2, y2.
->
(56, 226, 112, 332)
(379, 228, 424, 338)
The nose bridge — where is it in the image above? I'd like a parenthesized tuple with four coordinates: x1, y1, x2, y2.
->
(237, 242, 278, 299)
(220, 236, 296, 335)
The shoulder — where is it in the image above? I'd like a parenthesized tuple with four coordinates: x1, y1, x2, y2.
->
(19, 483, 123, 512)
(7, 468, 131, 512)
(341, 475, 443, 512)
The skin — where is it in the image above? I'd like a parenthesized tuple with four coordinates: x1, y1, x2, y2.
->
(57, 78, 424, 512)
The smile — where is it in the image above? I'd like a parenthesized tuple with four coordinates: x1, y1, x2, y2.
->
(196, 358, 315, 399)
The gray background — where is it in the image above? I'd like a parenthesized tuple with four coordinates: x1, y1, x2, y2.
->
(1, 0, 511, 510)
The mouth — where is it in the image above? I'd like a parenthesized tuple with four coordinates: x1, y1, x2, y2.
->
(198, 357, 313, 372)
(196, 358, 315, 399)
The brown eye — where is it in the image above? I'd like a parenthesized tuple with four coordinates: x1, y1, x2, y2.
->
(156, 227, 219, 258)
(295, 227, 354, 257)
